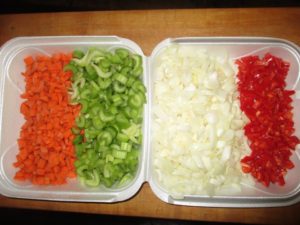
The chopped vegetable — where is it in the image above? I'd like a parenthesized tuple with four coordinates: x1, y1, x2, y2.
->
(152, 45, 253, 198)
(67, 48, 146, 188)
(236, 53, 300, 186)
(14, 53, 80, 185)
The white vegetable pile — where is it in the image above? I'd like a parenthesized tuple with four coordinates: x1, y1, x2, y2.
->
(152, 45, 254, 198)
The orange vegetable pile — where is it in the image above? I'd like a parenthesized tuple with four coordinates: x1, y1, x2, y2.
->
(13, 54, 80, 185)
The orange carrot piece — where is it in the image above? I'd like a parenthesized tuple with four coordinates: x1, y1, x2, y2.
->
(24, 56, 34, 66)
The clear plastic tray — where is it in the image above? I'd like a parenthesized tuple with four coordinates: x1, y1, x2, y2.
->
(0, 36, 299, 207)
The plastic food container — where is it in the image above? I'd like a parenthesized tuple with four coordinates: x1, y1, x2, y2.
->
(0, 36, 300, 207)
(0, 36, 149, 202)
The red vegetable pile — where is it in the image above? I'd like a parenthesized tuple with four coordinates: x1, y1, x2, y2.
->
(236, 53, 299, 186)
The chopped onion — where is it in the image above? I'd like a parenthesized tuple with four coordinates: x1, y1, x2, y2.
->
(152, 45, 254, 198)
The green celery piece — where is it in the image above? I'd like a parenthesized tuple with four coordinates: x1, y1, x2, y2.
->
(111, 94, 122, 106)
(122, 123, 142, 144)
(112, 150, 127, 159)
(110, 54, 123, 64)
(75, 144, 85, 157)
(95, 159, 105, 168)
(120, 67, 131, 76)
(90, 80, 100, 91)
(98, 77, 112, 89)
(128, 93, 144, 108)
(97, 145, 109, 153)
(120, 142, 132, 152)
(110, 144, 120, 151)
(92, 117, 104, 130)
(84, 169, 100, 187)
(80, 88, 91, 99)
(104, 163, 112, 178)
(74, 159, 82, 168)
(70, 84, 79, 101)
(90, 103, 103, 116)
(84, 127, 100, 141)
(113, 159, 123, 165)
(118, 173, 133, 187)
(109, 105, 118, 115)
(132, 80, 146, 93)
(105, 126, 118, 138)
(99, 109, 115, 122)
(114, 73, 128, 85)
(116, 133, 129, 142)
(115, 48, 130, 59)
(124, 57, 134, 68)
(91, 63, 112, 78)
(103, 177, 114, 188)
(131, 54, 143, 77)
(98, 131, 113, 146)
(115, 113, 130, 129)
(71, 127, 81, 135)
(63, 64, 78, 74)
(72, 48, 105, 67)
(99, 59, 111, 69)
(126, 77, 136, 87)
(123, 106, 132, 118)
(77, 165, 88, 176)
(85, 65, 98, 81)
(73, 135, 83, 145)
(73, 50, 85, 59)
(132, 67, 143, 77)
(76, 116, 85, 128)
(73, 77, 85, 89)
(78, 99, 89, 113)
(113, 81, 126, 93)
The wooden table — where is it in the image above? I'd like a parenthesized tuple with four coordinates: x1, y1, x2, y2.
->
(0, 7, 300, 225)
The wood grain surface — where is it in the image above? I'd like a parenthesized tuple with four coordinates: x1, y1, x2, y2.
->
(0, 7, 300, 225)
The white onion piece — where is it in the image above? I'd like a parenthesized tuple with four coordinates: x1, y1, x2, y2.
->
(152, 45, 253, 198)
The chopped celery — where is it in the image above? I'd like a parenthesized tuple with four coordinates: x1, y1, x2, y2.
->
(91, 63, 112, 78)
(84, 169, 100, 187)
(78, 99, 89, 113)
(72, 48, 105, 67)
(115, 48, 130, 59)
(113, 150, 127, 159)
(73, 50, 85, 59)
(92, 117, 104, 130)
(68, 47, 146, 188)
(63, 64, 78, 74)
(71, 127, 81, 135)
(76, 116, 85, 128)
(113, 81, 126, 93)
(121, 142, 132, 152)
(99, 59, 111, 68)
(73, 135, 83, 145)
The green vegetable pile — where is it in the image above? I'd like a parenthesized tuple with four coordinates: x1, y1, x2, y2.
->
(65, 47, 146, 188)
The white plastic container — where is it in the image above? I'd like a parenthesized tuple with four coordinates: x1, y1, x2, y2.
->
(148, 37, 300, 207)
(0, 36, 300, 207)
(0, 36, 149, 202)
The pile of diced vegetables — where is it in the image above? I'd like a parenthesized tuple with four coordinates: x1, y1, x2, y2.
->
(13, 44, 299, 196)
(152, 45, 299, 197)
(14, 48, 146, 187)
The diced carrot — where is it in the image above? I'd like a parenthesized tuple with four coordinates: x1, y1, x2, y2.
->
(13, 53, 80, 185)
(37, 158, 46, 169)
(24, 56, 34, 66)
(36, 168, 45, 176)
